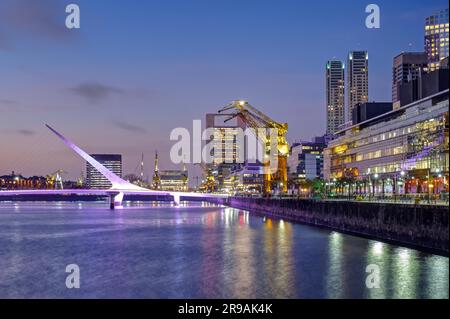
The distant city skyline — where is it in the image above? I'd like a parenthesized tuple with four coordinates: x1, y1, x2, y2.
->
(0, 0, 448, 179)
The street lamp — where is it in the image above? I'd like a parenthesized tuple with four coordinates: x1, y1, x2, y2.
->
(373, 174, 379, 199)
(399, 170, 407, 193)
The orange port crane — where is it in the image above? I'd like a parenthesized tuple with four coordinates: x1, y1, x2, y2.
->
(218, 100, 289, 194)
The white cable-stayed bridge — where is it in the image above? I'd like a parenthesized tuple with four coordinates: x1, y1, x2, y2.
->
(0, 125, 227, 209)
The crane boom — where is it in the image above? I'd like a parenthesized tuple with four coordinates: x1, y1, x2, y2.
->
(218, 100, 289, 194)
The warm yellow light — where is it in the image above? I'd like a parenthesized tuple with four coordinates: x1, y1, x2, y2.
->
(333, 145, 348, 154)
(278, 144, 289, 155)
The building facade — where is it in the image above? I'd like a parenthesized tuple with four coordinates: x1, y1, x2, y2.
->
(347, 51, 369, 122)
(223, 163, 264, 194)
(392, 52, 428, 109)
(398, 67, 449, 107)
(0, 172, 48, 190)
(205, 113, 246, 191)
(326, 60, 345, 135)
(324, 89, 449, 196)
(425, 8, 449, 71)
(352, 102, 392, 125)
(86, 154, 122, 189)
(159, 169, 188, 192)
(288, 140, 325, 181)
(205, 113, 246, 165)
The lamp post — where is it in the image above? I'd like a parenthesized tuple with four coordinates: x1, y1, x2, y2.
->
(373, 173, 379, 201)
(427, 153, 432, 204)
(399, 170, 406, 200)
(332, 178, 337, 197)
(435, 168, 441, 196)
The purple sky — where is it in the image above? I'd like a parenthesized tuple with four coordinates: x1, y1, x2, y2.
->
(0, 0, 448, 183)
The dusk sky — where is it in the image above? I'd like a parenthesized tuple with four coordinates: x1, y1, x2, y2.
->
(0, 0, 448, 181)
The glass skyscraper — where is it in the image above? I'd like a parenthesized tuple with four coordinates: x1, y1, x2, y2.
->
(425, 8, 449, 71)
(347, 51, 369, 123)
(326, 60, 345, 135)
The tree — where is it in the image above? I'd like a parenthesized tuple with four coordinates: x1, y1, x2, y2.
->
(312, 179, 325, 198)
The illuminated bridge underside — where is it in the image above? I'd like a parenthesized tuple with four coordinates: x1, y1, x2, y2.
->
(0, 125, 227, 208)
(0, 189, 225, 204)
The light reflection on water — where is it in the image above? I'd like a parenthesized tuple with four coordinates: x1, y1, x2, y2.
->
(327, 232, 344, 299)
(0, 201, 448, 299)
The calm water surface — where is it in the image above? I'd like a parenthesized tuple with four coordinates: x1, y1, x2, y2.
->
(0, 201, 448, 299)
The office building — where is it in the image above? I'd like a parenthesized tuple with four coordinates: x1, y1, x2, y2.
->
(326, 60, 345, 135)
(205, 114, 246, 165)
(288, 139, 326, 182)
(86, 154, 122, 189)
(347, 51, 369, 122)
(159, 168, 188, 192)
(425, 8, 449, 71)
(398, 67, 449, 107)
(205, 113, 246, 190)
(392, 52, 428, 109)
(223, 163, 264, 194)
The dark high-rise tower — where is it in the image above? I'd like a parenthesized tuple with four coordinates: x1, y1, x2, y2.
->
(392, 52, 428, 109)
(326, 60, 345, 135)
(347, 51, 369, 122)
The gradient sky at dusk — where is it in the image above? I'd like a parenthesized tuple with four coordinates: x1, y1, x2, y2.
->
(0, 0, 448, 181)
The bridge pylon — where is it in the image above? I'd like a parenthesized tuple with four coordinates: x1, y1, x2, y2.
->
(110, 192, 124, 210)
(173, 194, 180, 206)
